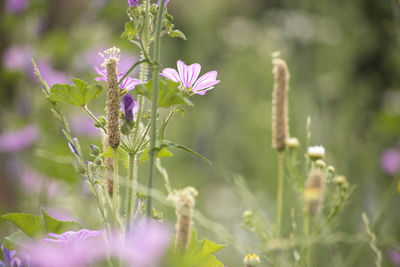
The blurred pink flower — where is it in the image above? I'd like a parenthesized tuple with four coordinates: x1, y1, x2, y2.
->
(0, 125, 38, 153)
(20, 166, 60, 198)
(5, 0, 28, 14)
(390, 248, 400, 266)
(70, 115, 101, 137)
(29, 229, 104, 267)
(161, 60, 220, 95)
(34, 61, 70, 86)
(380, 147, 400, 176)
(94, 66, 144, 91)
(2, 45, 32, 71)
(26, 220, 171, 267)
(113, 220, 172, 266)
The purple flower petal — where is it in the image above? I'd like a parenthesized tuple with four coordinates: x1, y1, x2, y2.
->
(0, 126, 38, 153)
(29, 230, 104, 267)
(127, 0, 138, 7)
(161, 68, 180, 83)
(120, 77, 144, 91)
(177, 60, 201, 89)
(94, 66, 107, 82)
(111, 220, 172, 266)
(157, 0, 169, 5)
(192, 70, 220, 94)
(121, 94, 139, 122)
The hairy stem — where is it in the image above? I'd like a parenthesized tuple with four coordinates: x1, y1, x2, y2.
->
(125, 153, 135, 231)
(275, 151, 285, 237)
(146, 0, 165, 217)
(112, 148, 119, 228)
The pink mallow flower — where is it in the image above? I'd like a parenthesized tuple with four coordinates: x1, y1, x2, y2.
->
(28, 229, 104, 267)
(27, 220, 171, 267)
(94, 66, 144, 91)
(161, 60, 220, 95)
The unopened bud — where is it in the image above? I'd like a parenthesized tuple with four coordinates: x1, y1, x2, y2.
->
(136, 190, 146, 201)
(307, 145, 325, 160)
(315, 159, 326, 169)
(286, 137, 300, 148)
(90, 144, 101, 156)
(327, 165, 335, 173)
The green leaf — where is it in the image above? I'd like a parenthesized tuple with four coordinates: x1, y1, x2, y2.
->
(102, 146, 129, 169)
(136, 78, 193, 108)
(139, 146, 173, 163)
(41, 209, 82, 234)
(121, 21, 137, 40)
(184, 229, 226, 266)
(3, 231, 31, 250)
(163, 140, 212, 165)
(2, 213, 45, 238)
(168, 29, 187, 40)
(50, 78, 103, 106)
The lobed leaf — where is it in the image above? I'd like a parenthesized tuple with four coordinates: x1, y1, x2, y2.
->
(41, 209, 82, 234)
(139, 146, 173, 163)
(3, 231, 31, 251)
(2, 213, 45, 238)
(50, 78, 103, 106)
(185, 229, 226, 266)
(136, 78, 193, 108)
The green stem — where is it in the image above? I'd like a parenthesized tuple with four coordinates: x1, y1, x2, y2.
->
(112, 148, 119, 229)
(302, 212, 310, 267)
(83, 105, 129, 150)
(275, 151, 285, 237)
(118, 59, 150, 86)
(125, 152, 135, 231)
(82, 105, 107, 134)
(146, 0, 165, 217)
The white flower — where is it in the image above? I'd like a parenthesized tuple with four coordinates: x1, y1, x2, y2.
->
(307, 145, 325, 159)
(286, 137, 300, 148)
(243, 253, 261, 266)
(99, 47, 121, 67)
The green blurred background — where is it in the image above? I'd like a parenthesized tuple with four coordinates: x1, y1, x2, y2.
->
(0, 0, 400, 266)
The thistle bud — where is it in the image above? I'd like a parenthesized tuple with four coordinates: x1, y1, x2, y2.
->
(286, 137, 300, 149)
(100, 47, 121, 149)
(243, 253, 261, 267)
(315, 159, 326, 169)
(333, 175, 349, 190)
(168, 187, 198, 254)
(307, 145, 325, 161)
(304, 169, 325, 216)
(242, 210, 254, 227)
(271, 56, 290, 152)
(327, 165, 335, 174)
